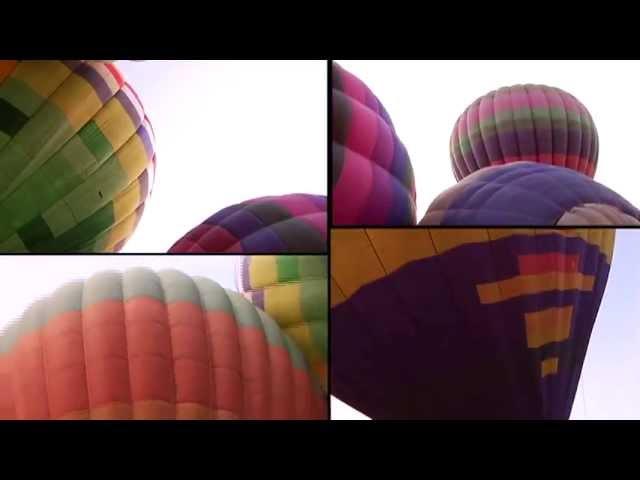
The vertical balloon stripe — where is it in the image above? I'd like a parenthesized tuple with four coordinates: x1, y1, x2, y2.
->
(42, 310, 89, 419)
(74, 63, 118, 105)
(166, 301, 213, 418)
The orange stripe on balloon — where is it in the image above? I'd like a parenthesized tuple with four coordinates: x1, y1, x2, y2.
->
(525, 306, 573, 349)
(0, 355, 15, 419)
(166, 301, 214, 410)
(124, 298, 176, 407)
(206, 310, 243, 418)
(268, 346, 295, 419)
(239, 327, 271, 419)
(82, 300, 132, 410)
(11, 330, 50, 419)
(42, 311, 89, 419)
(477, 272, 595, 304)
(0, 60, 18, 83)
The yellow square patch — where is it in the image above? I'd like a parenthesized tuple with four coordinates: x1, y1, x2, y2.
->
(49, 74, 102, 131)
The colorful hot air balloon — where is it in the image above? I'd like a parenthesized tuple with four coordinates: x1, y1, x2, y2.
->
(332, 62, 416, 226)
(0, 268, 326, 420)
(0, 61, 156, 252)
(421, 162, 640, 226)
(451, 84, 598, 181)
(331, 228, 615, 419)
(238, 255, 328, 390)
(169, 194, 327, 253)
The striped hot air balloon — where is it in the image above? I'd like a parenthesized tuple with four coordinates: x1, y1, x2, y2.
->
(0, 60, 155, 252)
(237, 255, 328, 390)
(450, 84, 598, 181)
(332, 228, 614, 419)
(0, 268, 326, 420)
(421, 162, 640, 226)
(168, 194, 327, 253)
(332, 62, 416, 226)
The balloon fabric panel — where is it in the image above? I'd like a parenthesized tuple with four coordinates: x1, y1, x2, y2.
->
(0, 61, 155, 252)
(238, 255, 328, 391)
(331, 229, 614, 419)
(421, 162, 640, 226)
(168, 194, 327, 253)
(0, 268, 326, 419)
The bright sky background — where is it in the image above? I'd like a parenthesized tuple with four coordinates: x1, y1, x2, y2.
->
(0, 256, 240, 328)
(331, 229, 640, 420)
(116, 60, 327, 253)
(336, 60, 640, 219)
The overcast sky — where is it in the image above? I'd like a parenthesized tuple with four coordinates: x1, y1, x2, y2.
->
(331, 229, 640, 420)
(336, 60, 640, 219)
(116, 60, 327, 253)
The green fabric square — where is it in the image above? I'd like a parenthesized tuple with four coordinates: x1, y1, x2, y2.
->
(33, 201, 115, 252)
(64, 155, 127, 222)
(17, 214, 54, 250)
(78, 120, 114, 164)
(13, 102, 70, 160)
(298, 255, 327, 278)
(301, 279, 327, 355)
(276, 255, 299, 283)
(0, 232, 26, 252)
(0, 98, 28, 138)
(0, 142, 30, 194)
(0, 77, 44, 117)
(42, 201, 79, 237)
(0, 131, 10, 150)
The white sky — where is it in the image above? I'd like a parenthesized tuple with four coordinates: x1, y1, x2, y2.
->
(0, 256, 240, 326)
(116, 60, 327, 253)
(331, 229, 640, 420)
(336, 60, 640, 218)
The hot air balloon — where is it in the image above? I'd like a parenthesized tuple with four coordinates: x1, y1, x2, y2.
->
(238, 255, 328, 390)
(169, 194, 327, 253)
(0, 60, 155, 252)
(331, 228, 614, 419)
(421, 162, 640, 226)
(332, 62, 416, 226)
(451, 84, 598, 181)
(0, 268, 326, 420)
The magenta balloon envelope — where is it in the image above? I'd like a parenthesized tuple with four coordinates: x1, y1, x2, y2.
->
(332, 62, 416, 225)
(450, 84, 598, 181)
(169, 194, 327, 253)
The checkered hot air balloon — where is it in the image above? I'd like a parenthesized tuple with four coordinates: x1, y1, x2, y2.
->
(0, 61, 155, 252)
(168, 194, 327, 253)
(331, 228, 614, 419)
(0, 268, 326, 420)
(332, 62, 416, 226)
(237, 255, 328, 391)
(420, 162, 640, 226)
(450, 84, 598, 181)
